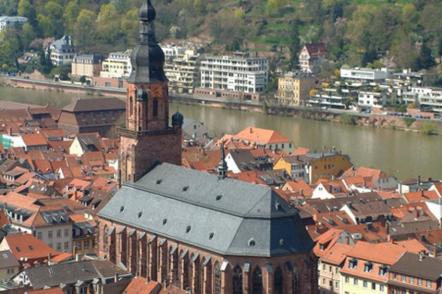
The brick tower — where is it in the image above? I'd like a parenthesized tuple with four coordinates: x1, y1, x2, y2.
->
(119, 0, 183, 184)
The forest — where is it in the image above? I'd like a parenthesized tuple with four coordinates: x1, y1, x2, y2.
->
(1, 0, 442, 74)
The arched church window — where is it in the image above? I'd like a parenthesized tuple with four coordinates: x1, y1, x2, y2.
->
(274, 267, 283, 294)
(182, 251, 190, 290)
(214, 262, 221, 294)
(252, 267, 263, 294)
(232, 265, 243, 294)
(153, 98, 159, 117)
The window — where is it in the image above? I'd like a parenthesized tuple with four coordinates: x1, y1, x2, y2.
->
(345, 276, 349, 283)
(426, 280, 431, 288)
(402, 275, 406, 282)
(64, 229, 69, 237)
(37, 232, 42, 239)
(364, 262, 373, 272)
(363, 281, 368, 287)
(349, 259, 358, 269)
(57, 243, 61, 250)
(274, 267, 283, 294)
(380, 285, 384, 292)
(48, 231, 53, 239)
(252, 267, 263, 294)
(64, 242, 69, 250)
(232, 265, 243, 294)
(410, 277, 414, 284)
(372, 282, 376, 290)
(353, 278, 358, 285)
(56, 229, 61, 238)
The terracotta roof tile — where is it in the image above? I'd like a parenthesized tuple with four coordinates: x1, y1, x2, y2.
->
(3, 233, 60, 261)
(404, 191, 439, 203)
(124, 277, 161, 294)
(22, 133, 48, 147)
(234, 127, 290, 145)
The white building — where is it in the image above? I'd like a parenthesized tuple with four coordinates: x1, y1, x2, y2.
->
(0, 16, 28, 32)
(164, 49, 200, 94)
(200, 53, 268, 93)
(48, 36, 75, 66)
(340, 67, 391, 81)
(161, 44, 186, 59)
(307, 88, 347, 109)
(299, 43, 326, 74)
(358, 91, 386, 109)
(404, 87, 442, 113)
(100, 50, 132, 79)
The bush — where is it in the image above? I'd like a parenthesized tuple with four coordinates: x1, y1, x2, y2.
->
(340, 113, 356, 125)
(403, 117, 416, 128)
(420, 122, 439, 135)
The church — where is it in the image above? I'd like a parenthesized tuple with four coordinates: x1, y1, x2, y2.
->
(97, 1, 318, 293)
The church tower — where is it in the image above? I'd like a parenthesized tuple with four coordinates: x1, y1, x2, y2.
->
(120, 0, 183, 184)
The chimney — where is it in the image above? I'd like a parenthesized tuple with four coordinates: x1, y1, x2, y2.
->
(114, 273, 119, 283)
(75, 254, 80, 262)
(48, 253, 52, 265)
(418, 251, 425, 262)
(249, 127, 253, 134)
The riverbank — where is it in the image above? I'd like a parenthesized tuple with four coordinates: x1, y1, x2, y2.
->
(4, 76, 442, 135)
(0, 84, 441, 178)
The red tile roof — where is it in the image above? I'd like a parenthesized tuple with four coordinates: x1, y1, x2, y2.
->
(404, 190, 439, 203)
(234, 127, 290, 145)
(124, 277, 161, 294)
(3, 233, 59, 262)
(22, 133, 48, 147)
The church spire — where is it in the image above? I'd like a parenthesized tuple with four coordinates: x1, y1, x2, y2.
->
(127, 0, 166, 84)
(218, 143, 228, 179)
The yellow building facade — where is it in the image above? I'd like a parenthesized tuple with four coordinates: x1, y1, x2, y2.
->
(276, 72, 317, 106)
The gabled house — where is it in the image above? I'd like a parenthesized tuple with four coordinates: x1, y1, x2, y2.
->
(299, 43, 327, 73)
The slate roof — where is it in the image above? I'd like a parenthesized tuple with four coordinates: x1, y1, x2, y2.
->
(99, 163, 313, 257)
(23, 260, 130, 289)
(390, 252, 442, 281)
(63, 98, 125, 113)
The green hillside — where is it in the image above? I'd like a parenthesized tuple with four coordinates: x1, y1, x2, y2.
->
(1, 0, 442, 73)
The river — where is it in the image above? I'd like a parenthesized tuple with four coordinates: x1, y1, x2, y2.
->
(0, 85, 441, 180)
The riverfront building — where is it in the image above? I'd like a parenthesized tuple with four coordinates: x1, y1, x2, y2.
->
(48, 36, 75, 66)
(340, 67, 391, 82)
(299, 43, 327, 74)
(164, 49, 200, 94)
(100, 50, 133, 79)
(276, 72, 318, 106)
(200, 53, 269, 94)
(71, 54, 103, 78)
(99, 2, 318, 294)
(403, 87, 442, 113)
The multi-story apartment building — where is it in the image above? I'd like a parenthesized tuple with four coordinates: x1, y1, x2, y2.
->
(307, 88, 348, 109)
(0, 16, 27, 32)
(0, 193, 73, 253)
(100, 50, 132, 79)
(340, 241, 425, 294)
(340, 67, 391, 82)
(164, 49, 200, 94)
(48, 36, 75, 66)
(161, 44, 185, 59)
(358, 91, 386, 109)
(200, 53, 268, 93)
(388, 252, 442, 294)
(404, 87, 442, 113)
(276, 72, 317, 106)
(71, 54, 103, 78)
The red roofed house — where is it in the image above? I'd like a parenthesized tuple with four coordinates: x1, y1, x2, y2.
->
(0, 233, 61, 268)
(340, 241, 427, 294)
(21, 133, 48, 151)
(299, 43, 327, 73)
(233, 127, 293, 152)
(314, 229, 356, 294)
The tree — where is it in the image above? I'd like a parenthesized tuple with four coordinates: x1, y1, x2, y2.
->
(64, 1, 80, 35)
(73, 9, 97, 50)
(96, 4, 121, 43)
(18, 0, 37, 29)
(0, 30, 21, 69)
(121, 8, 139, 48)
